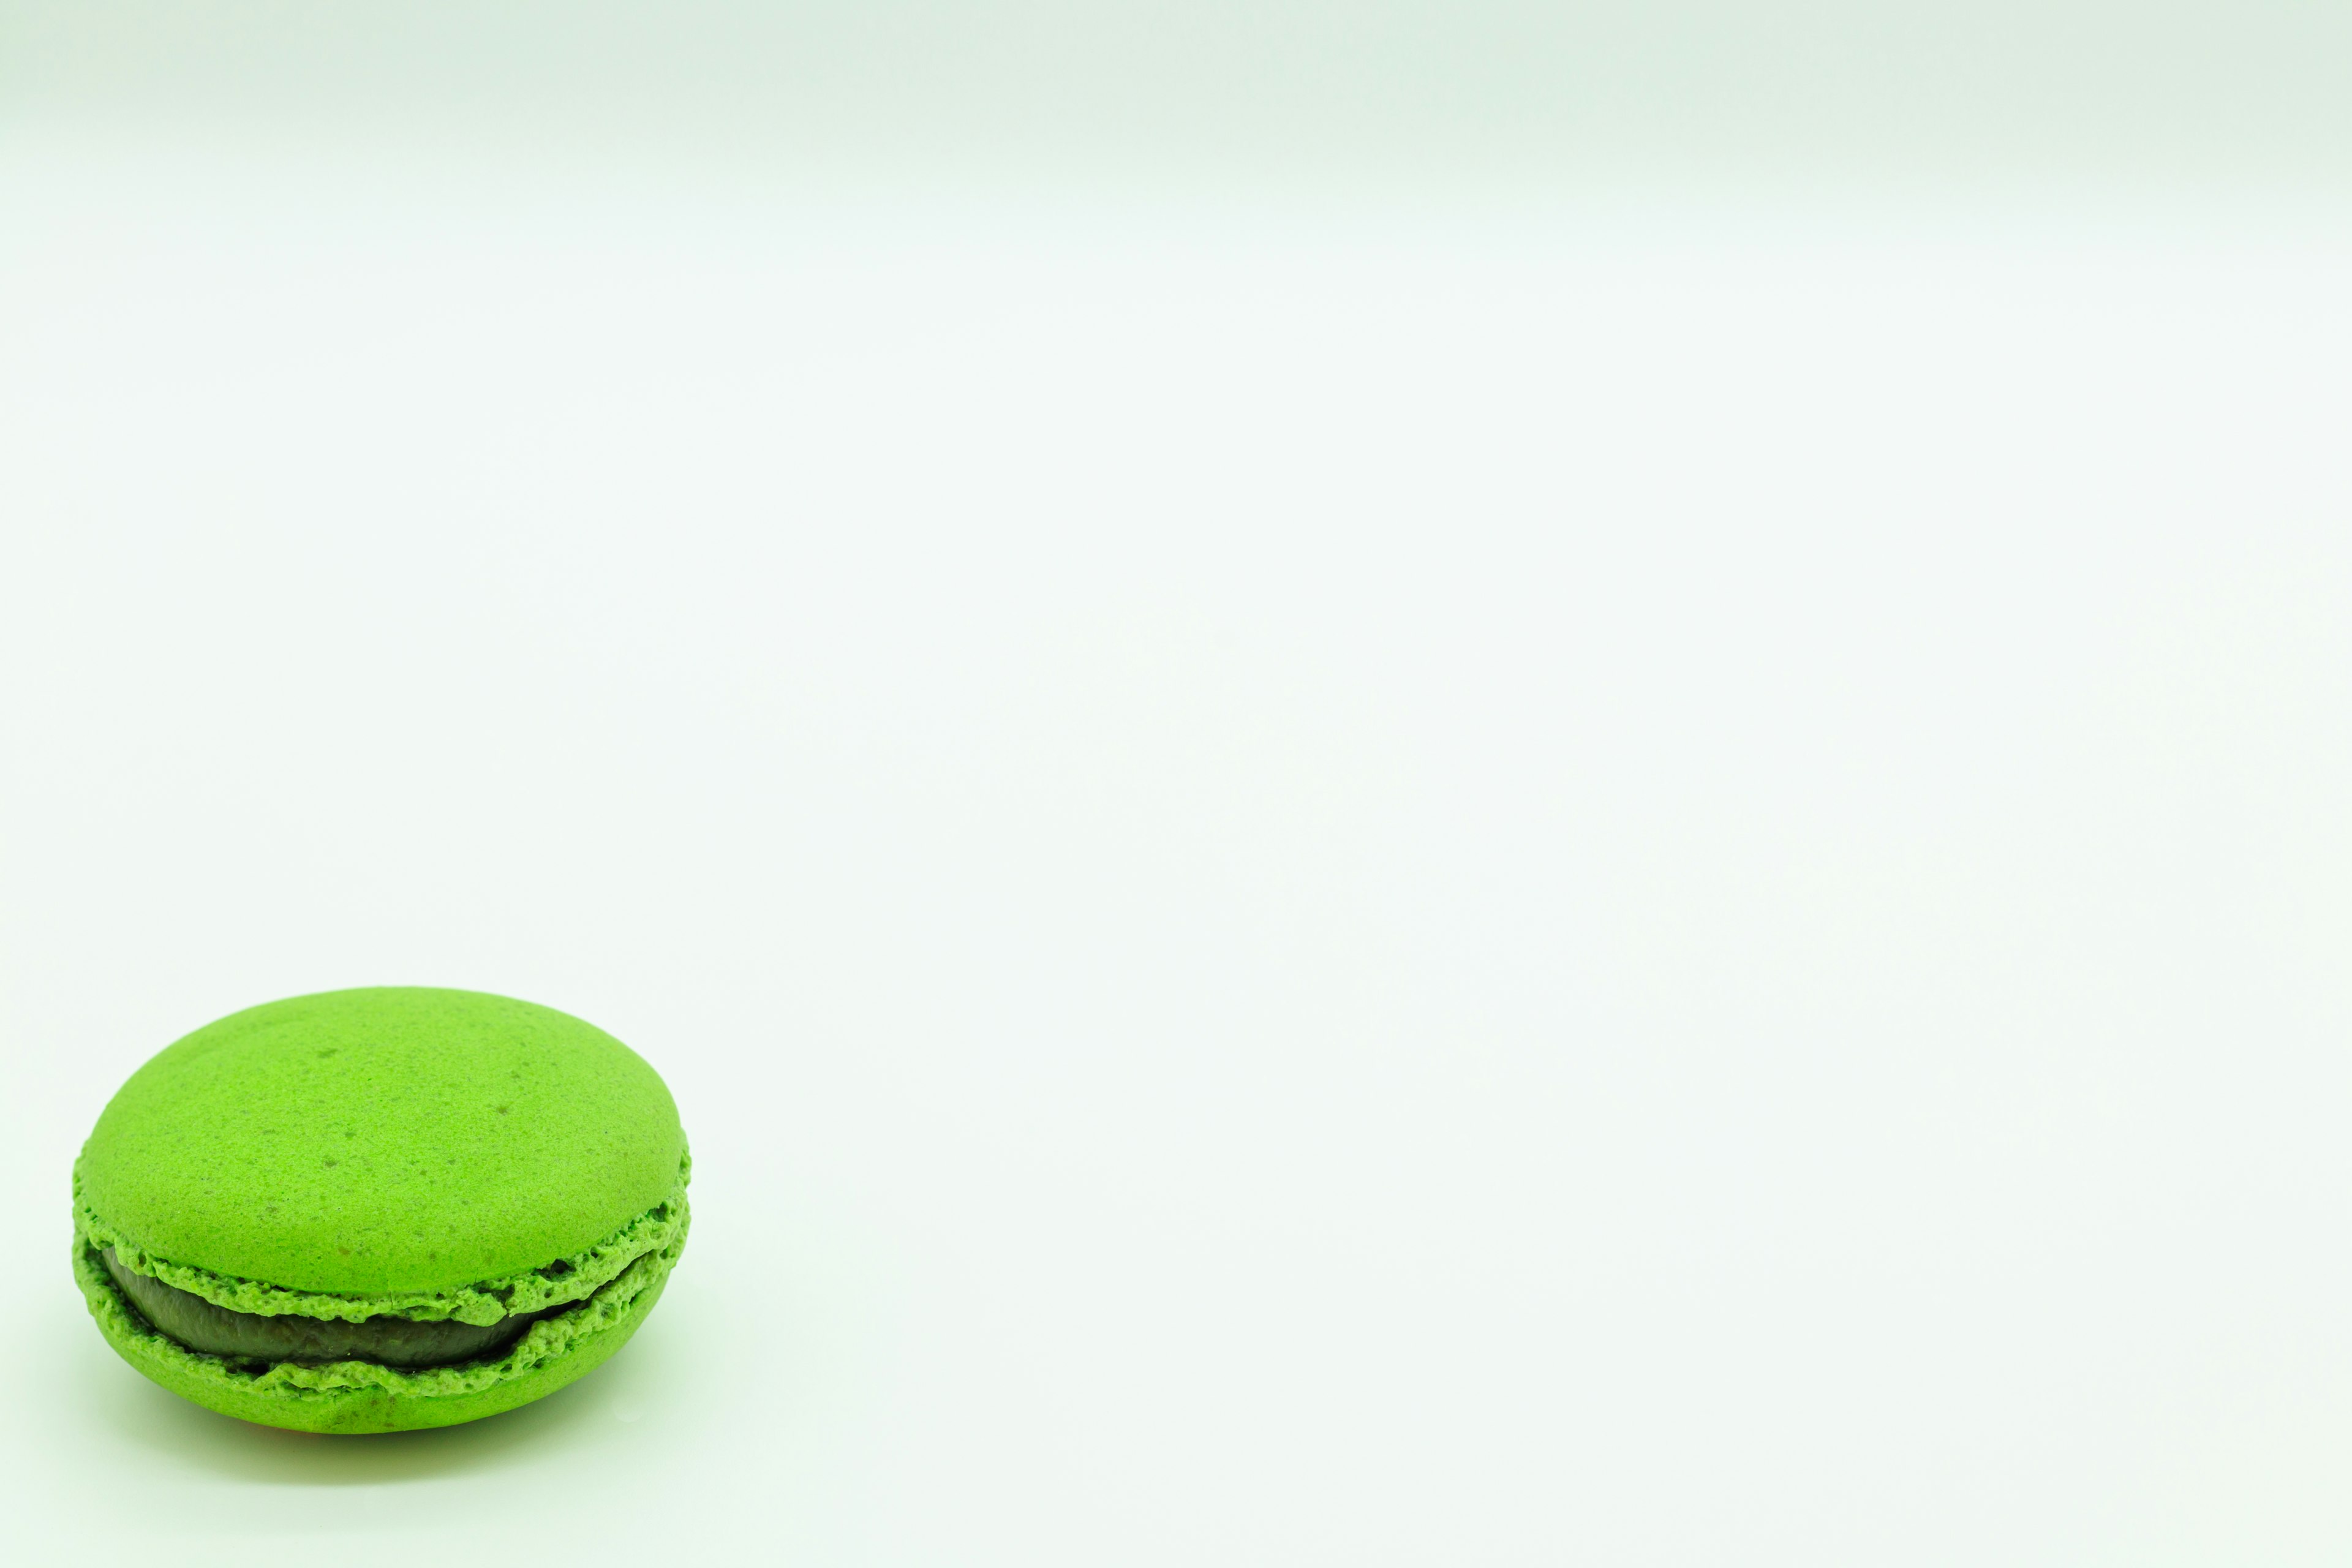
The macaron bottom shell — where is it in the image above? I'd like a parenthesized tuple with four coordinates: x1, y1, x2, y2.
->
(74, 1240, 673, 1434)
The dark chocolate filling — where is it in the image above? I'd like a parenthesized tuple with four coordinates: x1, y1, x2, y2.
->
(100, 1248, 559, 1369)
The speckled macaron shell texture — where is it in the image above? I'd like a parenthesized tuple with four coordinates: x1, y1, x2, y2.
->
(76, 987, 685, 1296)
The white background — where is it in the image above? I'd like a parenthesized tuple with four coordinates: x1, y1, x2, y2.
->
(6, 68, 2352, 1567)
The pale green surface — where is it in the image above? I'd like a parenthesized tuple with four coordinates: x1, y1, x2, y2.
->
(8, 0, 2352, 189)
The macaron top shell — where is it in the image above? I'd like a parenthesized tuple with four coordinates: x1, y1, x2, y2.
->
(75, 987, 686, 1298)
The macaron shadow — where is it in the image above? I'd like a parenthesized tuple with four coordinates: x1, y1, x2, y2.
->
(76, 1310, 676, 1487)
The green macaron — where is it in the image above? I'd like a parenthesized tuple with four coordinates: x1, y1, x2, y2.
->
(72, 986, 690, 1434)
